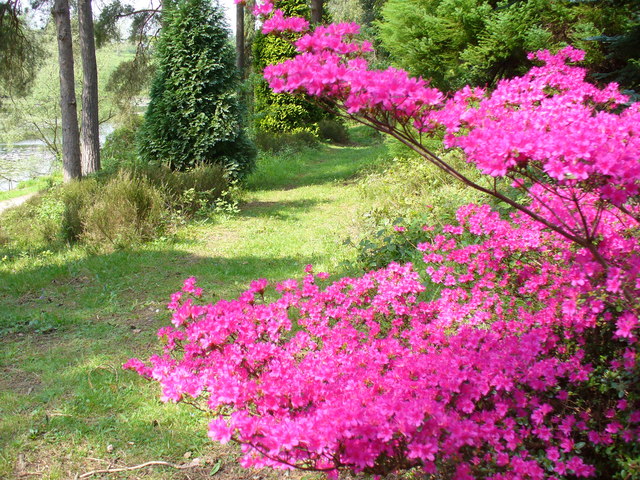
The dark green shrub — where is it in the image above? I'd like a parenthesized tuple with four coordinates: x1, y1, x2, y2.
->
(254, 130, 319, 153)
(317, 119, 350, 144)
(252, 0, 327, 134)
(0, 157, 234, 252)
(137, 0, 255, 177)
(585, 2, 640, 97)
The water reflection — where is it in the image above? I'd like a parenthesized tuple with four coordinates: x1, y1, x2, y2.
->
(0, 123, 115, 192)
(0, 141, 57, 191)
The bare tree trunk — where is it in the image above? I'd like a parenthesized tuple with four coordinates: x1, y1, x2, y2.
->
(236, 2, 245, 76)
(78, 0, 100, 175)
(52, 0, 81, 182)
(310, 0, 323, 24)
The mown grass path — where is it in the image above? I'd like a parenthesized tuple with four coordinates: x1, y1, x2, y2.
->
(0, 192, 37, 214)
(0, 140, 386, 480)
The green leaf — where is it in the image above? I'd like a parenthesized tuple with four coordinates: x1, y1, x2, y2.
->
(210, 459, 222, 475)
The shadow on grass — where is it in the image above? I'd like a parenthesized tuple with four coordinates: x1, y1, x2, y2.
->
(238, 198, 329, 220)
(0, 246, 358, 335)
(244, 143, 387, 192)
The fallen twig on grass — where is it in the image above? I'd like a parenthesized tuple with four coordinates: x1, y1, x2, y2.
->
(75, 458, 203, 478)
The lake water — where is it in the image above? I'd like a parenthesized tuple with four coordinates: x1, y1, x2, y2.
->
(0, 140, 57, 191)
(0, 123, 115, 192)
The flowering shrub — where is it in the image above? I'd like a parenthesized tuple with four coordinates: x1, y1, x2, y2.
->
(126, 204, 639, 477)
(127, 2, 640, 478)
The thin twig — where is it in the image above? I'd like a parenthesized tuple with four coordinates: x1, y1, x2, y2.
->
(77, 459, 202, 478)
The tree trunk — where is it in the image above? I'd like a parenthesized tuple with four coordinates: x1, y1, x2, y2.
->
(236, 2, 245, 76)
(310, 0, 323, 24)
(52, 0, 81, 182)
(78, 0, 101, 175)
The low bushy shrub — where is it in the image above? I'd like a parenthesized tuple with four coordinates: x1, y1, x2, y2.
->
(60, 178, 100, 242)
(0, 194, 65, 249)
(317, 119, 350, 144)
(254, 130, 318, 153)
(133, 163, 230, 217)
(354, 152, 498, 270)
(0, 162, 232, 251)
(102, 123, 231, 217)
(81, 172, 165, 248)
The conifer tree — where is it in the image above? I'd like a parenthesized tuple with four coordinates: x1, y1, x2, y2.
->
(378, 0, 636, 92)
(138, 0, 255, 177)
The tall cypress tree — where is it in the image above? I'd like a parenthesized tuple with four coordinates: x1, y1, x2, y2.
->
(138, 0, 255, 177)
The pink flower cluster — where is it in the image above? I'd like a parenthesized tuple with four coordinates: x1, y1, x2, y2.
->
(262, 9, 309, 34)
(435, 47, 640, 205)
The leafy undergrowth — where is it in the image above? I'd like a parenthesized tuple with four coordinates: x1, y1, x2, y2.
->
(0, 133, 387, 480)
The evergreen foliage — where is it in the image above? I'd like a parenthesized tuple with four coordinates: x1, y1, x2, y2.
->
(579, 0, 640, 98)
(137, 0, 255, 176)
(252, 0, 326, 134)
(0, 1, 43, 100)
(378, 0, 635, 91)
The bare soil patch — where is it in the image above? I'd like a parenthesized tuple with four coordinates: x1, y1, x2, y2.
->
(0, 365, 41, 395)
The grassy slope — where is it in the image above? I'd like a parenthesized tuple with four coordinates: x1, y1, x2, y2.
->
(0, 175, 62, 202)
(0, 138, 386, 480)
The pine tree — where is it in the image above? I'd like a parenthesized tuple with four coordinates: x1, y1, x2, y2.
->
(138, 0, 255, 177)
(52, 0, 82, 181)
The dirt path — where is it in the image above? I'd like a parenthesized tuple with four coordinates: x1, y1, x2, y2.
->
(0, 192, 36, 215)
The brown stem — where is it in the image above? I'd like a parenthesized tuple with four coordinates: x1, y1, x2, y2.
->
(77, 459, 203, 479)
(337, 108, 611, 267)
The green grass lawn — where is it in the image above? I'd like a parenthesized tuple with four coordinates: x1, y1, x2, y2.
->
(0, 137, 387, 479)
